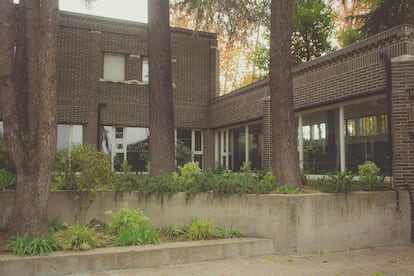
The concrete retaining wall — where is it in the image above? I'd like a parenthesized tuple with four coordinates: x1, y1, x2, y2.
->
(0, 191, 411, 254)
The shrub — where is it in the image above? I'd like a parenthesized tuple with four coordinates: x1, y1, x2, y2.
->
(49, 217, 63, 233)
(175, 141, 192, 167)
(106, 206, 150, 236)
(216, 225, 243, 238)
(254, 171, 278, 194)
(357, 161, 389, 191)
(116, 226, 159, 246)
(55, 222, 102, 251)
(7, 234, 60, 256)
(315, 171, 357, 193)
(173, 162, 201, 190)
(274, 184, 296, 194)
(187, 218, 215, 240)
(165, 225, 187, 240)
(54, 144, 115, 191)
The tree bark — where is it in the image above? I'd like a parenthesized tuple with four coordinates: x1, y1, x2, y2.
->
(0, 0, 59, 238)
(269, 0, 301, 186)
(148, 0, 176, 176)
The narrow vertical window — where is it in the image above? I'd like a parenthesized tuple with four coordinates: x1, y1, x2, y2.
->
(141, 57, 149, 83)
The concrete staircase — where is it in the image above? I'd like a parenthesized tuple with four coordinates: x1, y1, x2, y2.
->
(0, 237, 275, 276)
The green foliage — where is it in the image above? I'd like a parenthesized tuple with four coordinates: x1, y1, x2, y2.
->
(49, 217, 63, 233)
(251, 0, 334, 77)
(106, 206, 150, 236)
(216, 225, 243, 239)
(55, 222, 102, 251)
(0, 136, 14, 173)
(291, 0, 334, 64)
(338, 27, 366, 47)
(274, 184, 296, 194)
(173, 162, 201, 190)
(187, 218, 215, 240)
(116, 226, 159, 246)
(7, 234, 60, 256)
(175, 140, 192, 167)
(362, 0, 414, 36)
(315, 171, 357, 193)
(114, 161, 140, 192)
(165, 225, 187, 240)
(0, 168, 15, 191)
(357, 161, 389, 191)
(254, 171, 278, 194)
(54, 144, 116, 191)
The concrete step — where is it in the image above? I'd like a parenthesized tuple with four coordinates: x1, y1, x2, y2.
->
(0, 237, 275, 276)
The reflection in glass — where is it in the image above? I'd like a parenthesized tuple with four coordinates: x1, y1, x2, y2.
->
(344, 98, 390, 175)
(303, 109, 339, 174)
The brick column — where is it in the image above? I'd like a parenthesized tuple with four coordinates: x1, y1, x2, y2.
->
(391, 55, 414, 188)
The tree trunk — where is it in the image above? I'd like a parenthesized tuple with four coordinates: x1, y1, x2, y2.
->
(269, 0, 301, 186)
(0, 0, 59, 238)
(148, 0, 176, 176)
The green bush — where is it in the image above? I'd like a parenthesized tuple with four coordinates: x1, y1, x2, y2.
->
(274, 184, 296, 194)
(7, 234, 60, 256)
(315, 171, 357, 193)
(357, 161, 389, 191)
(116, 226, 159, 246)
(187, 218, 215, 240)
(106, 206, 150, 236)
(216, 225, 243, 239)
(55, 222, 102, 251)
(175, 140, 192, 168)
(48, 217, 63, 233)
(54, 144, 116, 191)
(165, 225, 187, 240)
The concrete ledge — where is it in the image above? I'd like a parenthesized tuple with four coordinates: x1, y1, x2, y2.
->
(0, 237, 274, 276)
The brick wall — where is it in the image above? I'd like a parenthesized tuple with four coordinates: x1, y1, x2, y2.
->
(57, 12, 217, 147)
(391, 55, 414, 188)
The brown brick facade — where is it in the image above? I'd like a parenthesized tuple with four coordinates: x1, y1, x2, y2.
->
(57, 12, 217, 150)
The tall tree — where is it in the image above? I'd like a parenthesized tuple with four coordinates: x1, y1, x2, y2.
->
(270, 0, 301, 186)
(252, 0, 334, 77)
(170, 0, 268, 93)
(362, 0, 414, 36)
(148, 0, 176, 176)
(0, 0, 59, 237)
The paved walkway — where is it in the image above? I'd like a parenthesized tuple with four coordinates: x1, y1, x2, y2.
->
(82, 245, 414, 276)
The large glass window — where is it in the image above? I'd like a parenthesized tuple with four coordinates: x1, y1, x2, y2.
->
(344, 98, 390, 175)
(217, 123, 263, 171)
(103, 54, 125, 81)
(302, 109, 339, 174)
(176, 129, 203, 168)
(102, 126, 149, 172)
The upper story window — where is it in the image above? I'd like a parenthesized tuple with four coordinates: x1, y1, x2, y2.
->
(103, 53, 125, 81)
(141, 57, 149, 83)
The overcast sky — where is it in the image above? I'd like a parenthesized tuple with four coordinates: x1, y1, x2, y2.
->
(60, 0, 148, 23)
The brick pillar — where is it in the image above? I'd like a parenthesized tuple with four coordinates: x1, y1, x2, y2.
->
(262, 97, 274, 171)
(203, 129, 216, 170)
(391, 55, 414, 243)
(391, 55, 414, 188)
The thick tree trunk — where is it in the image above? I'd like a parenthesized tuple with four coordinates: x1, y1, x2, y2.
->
(0, 0, 59, 238)
(269, 0, 301, 186)
(148, 0, 176, 176)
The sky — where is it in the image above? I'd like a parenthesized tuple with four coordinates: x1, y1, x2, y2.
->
(59, 0, 148, 23)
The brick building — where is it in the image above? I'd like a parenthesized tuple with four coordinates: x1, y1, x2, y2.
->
(2, 12, 413, 191)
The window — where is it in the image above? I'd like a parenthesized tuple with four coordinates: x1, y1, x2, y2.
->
(346, 119, 356, 136)
(358, 115, 377, 136)
(103, 54, 125, 81)
(57, 124, 83, 152)
(102, 126, 149, 172)
(381, 113, 388, 134)
(141, 57, 149, 83)
(176, 129, 203, 168)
